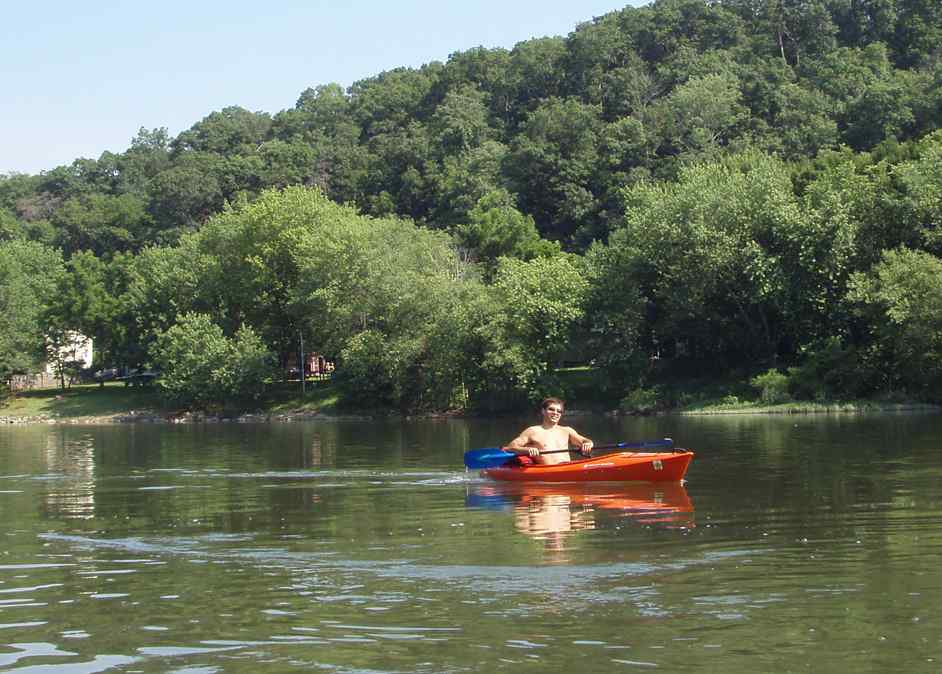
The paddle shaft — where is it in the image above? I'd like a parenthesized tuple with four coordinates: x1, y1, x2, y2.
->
(509, 442, 623, 456)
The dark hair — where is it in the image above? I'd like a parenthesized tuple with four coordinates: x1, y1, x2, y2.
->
(541, 397, 565, 411)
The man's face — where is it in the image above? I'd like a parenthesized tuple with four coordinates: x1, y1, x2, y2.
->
(543, 403, 563, 422)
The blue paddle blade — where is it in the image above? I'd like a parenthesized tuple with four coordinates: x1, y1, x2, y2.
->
(463, 448, 514, 469)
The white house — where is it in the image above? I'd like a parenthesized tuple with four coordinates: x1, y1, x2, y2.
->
(8, 331, 94, 391)
(45, 331, 94, 375)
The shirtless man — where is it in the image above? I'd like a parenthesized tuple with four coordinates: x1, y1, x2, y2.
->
(503, 397, 594, 465)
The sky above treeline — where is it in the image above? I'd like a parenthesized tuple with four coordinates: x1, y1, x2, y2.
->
(2, 0, 645, 175)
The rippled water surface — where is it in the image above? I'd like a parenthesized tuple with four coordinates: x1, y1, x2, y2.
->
(1, 413, 942, 672)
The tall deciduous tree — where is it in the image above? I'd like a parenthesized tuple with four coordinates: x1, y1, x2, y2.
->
(593, 152, 845, 369)
(146, 153, 225, 237)
(116, 128, 171, 195)
(51, 193, 152, 258)
(891, 131, 942, 253)
(848, 247, 942, 398)
(507, 37, 568, 117)
(151, 186, 486, 410)
(478, 255, 590, 399)
(652, 72, 750, 161)
(0, 209, 21, 241)
(427, 139, 507, 226)
(452, 189, 559, 279)
(892, 0, 942, 68)
(172, 106, 272, 156)
(151, 312, 275, 407)
(46, 251, 137, 369)
(507, 97, 604, 244)
(0, 240, 63, 380)
(429, 84, 495, 155)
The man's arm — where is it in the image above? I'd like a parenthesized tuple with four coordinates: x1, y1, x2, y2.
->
(503, 427, 541, 457)
(566, 427, 594, 455)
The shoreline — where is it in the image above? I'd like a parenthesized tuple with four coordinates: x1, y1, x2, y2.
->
(677, 402, 941, 415)
(2, 402, 938, 426)
(0, 410, 375, 425)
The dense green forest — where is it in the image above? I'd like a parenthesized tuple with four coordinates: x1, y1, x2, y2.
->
(2, 0, 942, 412)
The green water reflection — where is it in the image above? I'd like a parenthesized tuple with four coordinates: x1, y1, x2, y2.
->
(1, 414, 941, 672)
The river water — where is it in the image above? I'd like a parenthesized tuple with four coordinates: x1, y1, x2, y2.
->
(1, 412, 941, 673)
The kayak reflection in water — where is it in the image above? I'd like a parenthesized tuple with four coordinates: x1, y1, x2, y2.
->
(515, 492, 595, 557)
(467, 481, 696, 545)
(503, 397, 593, 465)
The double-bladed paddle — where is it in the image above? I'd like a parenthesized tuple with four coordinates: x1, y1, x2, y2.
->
(463, 437, 674, 470)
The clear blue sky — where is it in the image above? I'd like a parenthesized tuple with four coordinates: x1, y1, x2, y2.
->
(2, 0, 645, 176)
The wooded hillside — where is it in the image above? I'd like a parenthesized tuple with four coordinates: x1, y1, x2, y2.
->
(3, 0, 941, 411)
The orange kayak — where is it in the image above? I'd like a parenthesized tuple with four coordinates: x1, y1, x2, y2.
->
(481, 450, 694, 482)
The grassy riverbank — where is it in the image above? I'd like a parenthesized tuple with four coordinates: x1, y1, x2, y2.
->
(3, 373, 936, 424)
(0, 381, 342, 422)
(0, 384, 163, 421)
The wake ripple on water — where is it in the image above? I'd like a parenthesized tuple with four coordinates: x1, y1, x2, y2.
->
(139, 467, 477, 486)
(37, 531, 761, 598)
